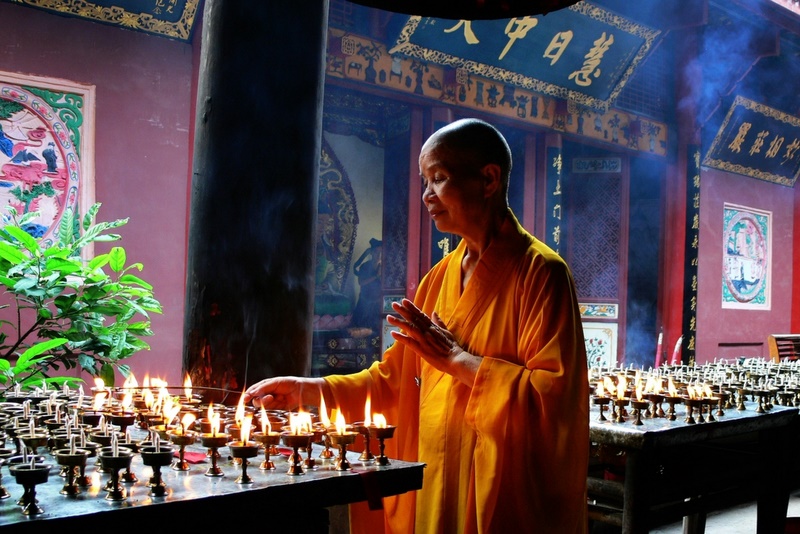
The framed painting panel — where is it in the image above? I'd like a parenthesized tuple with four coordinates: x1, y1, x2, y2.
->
(721, 203, 771, 310)
(0, 71, 95, 253)
(583, 321, 618, 368)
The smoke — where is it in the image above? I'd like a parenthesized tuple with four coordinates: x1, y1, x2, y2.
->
(624, 300, 656, 369)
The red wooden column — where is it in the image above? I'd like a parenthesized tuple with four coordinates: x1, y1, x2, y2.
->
(662, 27, 701, 361)
(183, 0, 330, 400)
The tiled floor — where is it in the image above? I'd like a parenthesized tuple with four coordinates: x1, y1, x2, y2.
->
(591, 489, 800, 533)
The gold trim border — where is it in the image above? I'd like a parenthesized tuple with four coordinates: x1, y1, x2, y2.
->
(388, 2, 661, 111)
(10, 0, 200, 41)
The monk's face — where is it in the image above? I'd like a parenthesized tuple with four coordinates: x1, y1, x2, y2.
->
(418, 144, 489, 236)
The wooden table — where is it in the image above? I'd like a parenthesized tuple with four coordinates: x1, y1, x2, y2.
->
(587, 399, 800, 534)
(0, 435, 425, 533)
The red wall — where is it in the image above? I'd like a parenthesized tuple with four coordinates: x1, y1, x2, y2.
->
(696, 168, 794, 362)
(0, 3, 193, 386)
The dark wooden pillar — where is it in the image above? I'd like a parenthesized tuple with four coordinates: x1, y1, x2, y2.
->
(183, 0, 329, 401)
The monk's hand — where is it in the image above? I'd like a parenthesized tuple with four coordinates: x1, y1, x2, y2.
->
(243, 376, 322, 410)
(388, 298, 474, 382)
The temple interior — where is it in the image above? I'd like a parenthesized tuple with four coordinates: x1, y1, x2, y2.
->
(2, 0, 800, 532)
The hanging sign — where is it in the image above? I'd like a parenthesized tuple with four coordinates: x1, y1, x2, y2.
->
(7, 0, 201, 42)
(703, 95, 800, 187)
(388, 1, 660, 111)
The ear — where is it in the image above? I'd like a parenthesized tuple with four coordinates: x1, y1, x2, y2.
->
(480, 163, 503, 198)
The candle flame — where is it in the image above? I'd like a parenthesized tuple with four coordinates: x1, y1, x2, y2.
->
(163, 400, 181, 427)
(260, 407, 268, 434)
(211, 412, 220, 437)
(235, 390, 246, 426)
(183, 374, 192, 401)
(180, 413, 196, 435)
(122, 373, 138, 390)
(92, 391, 107, 411)
(364, 392, 372, 427)
(635, 383, 644, 402)
(373, 413, 387, 428)
(143, 374, 151, 388)
(289, 412, 312, 435)
(617, 374, 627, 400)
(94, 377, 105, 389)
(335, 409, 347, 435)
(207, 403, 214, 423)
(121, 392, 133, 410)
(319, 389, 330, 427)
(644, 376, 656, 394)
(241, 414, 252, 443)
(603, 376, 616, 397)
(668, 377, 678, 397)
(596, 380, 605, 397)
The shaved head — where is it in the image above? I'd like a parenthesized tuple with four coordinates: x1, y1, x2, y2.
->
(422, 118, 512, 198)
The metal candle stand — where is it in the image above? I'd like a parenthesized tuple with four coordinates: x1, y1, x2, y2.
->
(0, 387, 408, 522)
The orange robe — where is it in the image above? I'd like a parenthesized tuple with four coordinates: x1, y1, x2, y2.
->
(325, 214, 588, 534)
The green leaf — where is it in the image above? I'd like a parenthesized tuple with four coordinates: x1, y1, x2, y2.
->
(99, 363, 115, 387)
(77, 353, 97, 374)
(44, 256, 82, 274)
(108, 247, 126, 272)
(13, 276, 39, 291)
(119, 273, 152, 289)
(82, 203, 101, 231)
(17, 210, 39, 226)
(5, 225, 41, 254)
(88, 254, 110, 270)
(16, 338, 68, 368)
(139, 297, 163, 313)
(57, 207, 75, 246)
(0, 242, 28, 264)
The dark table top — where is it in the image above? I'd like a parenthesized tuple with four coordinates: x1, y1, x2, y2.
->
(589, 399, 799, 450)
(0, 430, 425, 531)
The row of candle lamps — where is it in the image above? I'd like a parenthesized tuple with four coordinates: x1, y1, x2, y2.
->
(588, 359, 800, 425)
(0, 378, 397, 517)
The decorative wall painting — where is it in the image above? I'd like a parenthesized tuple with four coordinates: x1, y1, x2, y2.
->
(722, 203, 771, 310)
(0, 71, 94, 248)
(583, 322, 617, 368)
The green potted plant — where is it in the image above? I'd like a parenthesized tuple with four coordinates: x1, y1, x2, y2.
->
(0, 203, 162, 397)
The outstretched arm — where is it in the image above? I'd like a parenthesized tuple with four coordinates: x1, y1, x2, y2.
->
(243, 376, 331, 410)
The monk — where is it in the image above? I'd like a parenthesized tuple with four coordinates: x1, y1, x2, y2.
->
(244, 118, 589, 534)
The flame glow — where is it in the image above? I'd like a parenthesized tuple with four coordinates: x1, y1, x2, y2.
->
(122, 374, 139, 390)
(121, 392, 133, 410)
(364, 393, 371, 427)
(163, 399, 181, 427)
(373, 413, 387, 428)
(289, 411, 312, 435)
(260, 408, 271, 434)
(92, 391, 107, 411)
(335, 409, 347, 435)
(183, 374, 192, 401)
(603, 376, 616, 397)
(180, 413, 196, 435)
(617, 375, 627, 400)
(319, 390, 330, 427)
(235, 391, 246, 426)
(240, 414, 252, 443)
(668, 377, 678, 397)
(211, 412, 220, 436)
